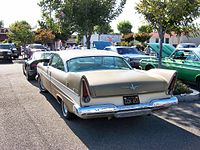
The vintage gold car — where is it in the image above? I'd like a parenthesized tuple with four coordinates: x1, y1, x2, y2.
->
(37, 50, 178, 119)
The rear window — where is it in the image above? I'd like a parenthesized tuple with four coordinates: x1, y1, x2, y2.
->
(30, 45, 45, 49)
(67, 56, 131, 72)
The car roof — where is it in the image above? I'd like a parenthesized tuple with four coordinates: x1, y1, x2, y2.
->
(176, 48, 200, 51)
(54, 50, 121, 61)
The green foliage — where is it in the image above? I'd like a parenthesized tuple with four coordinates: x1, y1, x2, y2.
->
(134, 33, 151, 44)
(8, 21, 34, 47)
(138, 25, 153, 33)
(94, 23, 114, 34)
(118, 41, 129, 46)
(62, 0, 127, 48)
(117, 20, 132, 34)
(173, 80, 192, 95)
(136, 0, 200, 67)
(38, 0, 73, 41)
(38, 0, 126, 48)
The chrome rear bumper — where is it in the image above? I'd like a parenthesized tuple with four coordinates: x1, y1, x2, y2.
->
(73, 96, 178, 119)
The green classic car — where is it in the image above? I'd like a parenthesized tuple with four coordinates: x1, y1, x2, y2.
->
(140, 48, 200, 91)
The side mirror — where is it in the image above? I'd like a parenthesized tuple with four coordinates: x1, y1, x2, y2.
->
(43, 59, 50, 66)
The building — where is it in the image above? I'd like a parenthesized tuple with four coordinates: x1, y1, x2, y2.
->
(149, 32, 200, 47)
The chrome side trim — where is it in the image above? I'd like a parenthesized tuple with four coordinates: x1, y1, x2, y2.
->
(73, 96, 178, 119)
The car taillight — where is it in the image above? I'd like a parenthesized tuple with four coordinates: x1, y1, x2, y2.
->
(82, 80, 90, 103)
(168, 74, 177, 95)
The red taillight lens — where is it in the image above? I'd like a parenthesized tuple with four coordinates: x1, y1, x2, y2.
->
(168, 74, 177, 95)
(82, 80, 90, 103)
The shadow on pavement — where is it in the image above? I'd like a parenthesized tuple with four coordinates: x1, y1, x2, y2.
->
(35, 85, 200, 150)
(156, 101, 200, 131)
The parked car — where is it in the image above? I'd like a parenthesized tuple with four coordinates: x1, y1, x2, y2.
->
(0, 43, 12, 62)
(23, 51, 52, 80)
(140, 48, 200, 91)
(37, 50, 178, 120)
(176, 43, 197, 48)
(1, 43, 19, 59)
(24, 44, 47, 58)
(104, 46, 155, 68)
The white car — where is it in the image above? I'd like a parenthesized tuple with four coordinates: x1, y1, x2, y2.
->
(37, 50, 178, 119)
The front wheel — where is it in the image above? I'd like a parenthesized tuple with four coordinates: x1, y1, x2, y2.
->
(38, 75, 47, 92)
(61, 101, 74, 120)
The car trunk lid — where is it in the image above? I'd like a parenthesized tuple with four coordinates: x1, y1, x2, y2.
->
(79, 70, 168, 97)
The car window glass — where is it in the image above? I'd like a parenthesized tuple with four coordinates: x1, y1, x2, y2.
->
(104, 48, 111, 51)
(50, 55, 65, 71)
(117, 48, 141, 55)
(67, 56, 131, 72)
(171, 50, 187, 60)
(185, 52, 199, 61)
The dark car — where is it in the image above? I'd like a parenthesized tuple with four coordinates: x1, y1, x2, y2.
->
(104, 46, 155, 68)
(7, 43, 19, 59)
(22, 51, 52, 80)
(0, 43, 12, 62)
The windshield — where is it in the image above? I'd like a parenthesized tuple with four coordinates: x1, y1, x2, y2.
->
(0, 44, 11, 49)
(30, 44, 45, 49)
(195, 50, 200, 57)
(117, 47, 141, 55)
(31, 52, 51, 60)
(67, 56, 131, 72)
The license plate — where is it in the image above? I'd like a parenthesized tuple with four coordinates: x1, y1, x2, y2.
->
(123, 96, 140, 105)
(0, 56, 4, 58)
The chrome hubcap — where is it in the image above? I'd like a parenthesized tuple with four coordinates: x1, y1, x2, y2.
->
(62, 102, 68, 116)
(40, 79, 45, 90)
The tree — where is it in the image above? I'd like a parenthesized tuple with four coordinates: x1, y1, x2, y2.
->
(138, 25, 153, 33)
(122, 33, 134, 43)
(134, 33, 151, 44)
(94, 23, 114, 34)
(38, 0, 74, 41)
(117, 20, 132, 34)
(34, 28, 55, 44)
(136, 0, 200, 67)
(61, 0, 126, 48)
(8, 21, 34, 47)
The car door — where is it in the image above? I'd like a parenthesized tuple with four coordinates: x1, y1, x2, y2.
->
(179, 51, 200, 82)
(48, 54, 66, 97)
(161, 50, 186, 79)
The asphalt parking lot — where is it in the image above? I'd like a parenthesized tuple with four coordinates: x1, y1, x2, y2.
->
(0, 61, 199, 150)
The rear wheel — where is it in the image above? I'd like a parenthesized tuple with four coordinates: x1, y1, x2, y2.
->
(26, 68, 34, 81)
(61, 101, 74, 120)
(38, 75, 47, 92)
